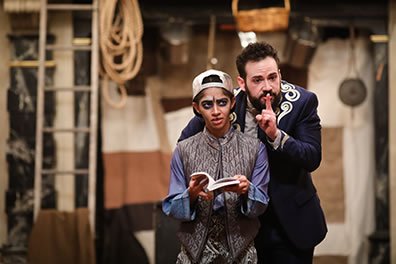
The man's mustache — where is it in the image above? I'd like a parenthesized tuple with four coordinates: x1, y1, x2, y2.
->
(260, 91, 273, 99)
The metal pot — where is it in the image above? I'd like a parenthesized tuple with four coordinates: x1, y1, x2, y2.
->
(338, 78, 367, 107)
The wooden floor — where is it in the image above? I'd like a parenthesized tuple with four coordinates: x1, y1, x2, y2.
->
(314, 256, 348, 264)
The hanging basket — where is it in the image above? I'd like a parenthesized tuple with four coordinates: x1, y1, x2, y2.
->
(232, 0, 290, 32)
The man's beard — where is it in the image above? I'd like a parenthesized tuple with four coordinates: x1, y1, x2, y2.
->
(245, 83, 282, 112)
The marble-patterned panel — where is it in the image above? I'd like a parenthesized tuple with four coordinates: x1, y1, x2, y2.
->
(73, 14, 94, 208)
(369, 42, 389, 264)
(74, 49, 91, 208)
(369, 231, 390, 264)
(7, 126, 56, 188)
(8, 67, 55, 115)
(5, 188, 56, 250)
(5, 34, 57, 262)
(8, 34, 54, 61)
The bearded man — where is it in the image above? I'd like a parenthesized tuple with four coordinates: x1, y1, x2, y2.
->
(179, 42, 327, 264)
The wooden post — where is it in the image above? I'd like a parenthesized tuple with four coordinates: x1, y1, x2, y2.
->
(88, 0, 99, 234)
(389, 0, 396, 263)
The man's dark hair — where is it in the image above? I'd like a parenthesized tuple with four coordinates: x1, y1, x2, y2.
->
(236, 42, 280, 80)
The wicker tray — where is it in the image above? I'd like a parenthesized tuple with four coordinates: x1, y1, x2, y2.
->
(232, 0, 290, 32)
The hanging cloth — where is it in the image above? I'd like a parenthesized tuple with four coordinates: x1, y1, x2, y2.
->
(27, 208, 96, 264)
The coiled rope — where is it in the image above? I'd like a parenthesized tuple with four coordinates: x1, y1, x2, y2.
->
(99, 0, 143, 108)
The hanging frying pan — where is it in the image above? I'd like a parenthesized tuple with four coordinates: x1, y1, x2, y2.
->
(338, 25, 367, 107)
(338, 78, 367, 107)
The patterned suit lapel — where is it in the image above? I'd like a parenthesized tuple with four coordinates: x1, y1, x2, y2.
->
(277, 81, 301, 125)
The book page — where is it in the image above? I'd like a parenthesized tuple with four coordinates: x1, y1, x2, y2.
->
(191, 172, 215, 186)
(208, 177, 240, 191)
(191, 172, 240, 191)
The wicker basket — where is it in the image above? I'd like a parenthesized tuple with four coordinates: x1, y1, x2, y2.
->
(232, 0, 290, 32)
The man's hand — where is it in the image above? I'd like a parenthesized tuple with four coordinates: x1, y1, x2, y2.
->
(222, 175, 250, 195)
(188, 174, 213, 202)
(255, 94, 279, 140)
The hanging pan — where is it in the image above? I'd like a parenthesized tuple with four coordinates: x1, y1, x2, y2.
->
(338, 78, 367, 107)
(338, 25, 367, 107)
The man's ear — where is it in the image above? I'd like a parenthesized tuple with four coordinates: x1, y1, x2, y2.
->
(192, 102, 200, 114)
(237, 77, 246, 92)
(278, 69, 282, 81)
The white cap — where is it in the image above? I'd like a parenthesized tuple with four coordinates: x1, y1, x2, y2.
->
(192, 69, 233, 99)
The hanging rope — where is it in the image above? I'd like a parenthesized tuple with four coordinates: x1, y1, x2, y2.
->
(99, 0, 144, 108)
(206, 15, 216, 70)
(347, 24, 357, 78)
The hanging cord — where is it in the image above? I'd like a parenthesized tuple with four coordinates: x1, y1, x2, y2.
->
(347, 24, 358, 78)
(206, 15, 216, 70)
(346, 24, 359, 120)
(99, 0, 144, 108)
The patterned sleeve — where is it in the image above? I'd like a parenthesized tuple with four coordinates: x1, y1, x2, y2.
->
(241, 143, 270, 217)
(162, 147, 196, 221)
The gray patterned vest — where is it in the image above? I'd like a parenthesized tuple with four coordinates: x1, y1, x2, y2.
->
(177, 128, 261, 263)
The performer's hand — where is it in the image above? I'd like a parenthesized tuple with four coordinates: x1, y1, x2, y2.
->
(223, 175, 250, 195)
(256, 94, 279, 140)
(188, 175, 213, 202)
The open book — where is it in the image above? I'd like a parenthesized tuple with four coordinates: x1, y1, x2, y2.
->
(191, 172, 240, 192)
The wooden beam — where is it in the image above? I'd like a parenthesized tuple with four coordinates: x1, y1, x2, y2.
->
(389, 0, 396, 263)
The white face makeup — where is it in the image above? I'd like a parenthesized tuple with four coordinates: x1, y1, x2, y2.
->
(200, 96, 230, 110)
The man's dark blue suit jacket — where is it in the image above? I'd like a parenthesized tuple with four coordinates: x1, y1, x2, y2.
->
(178, 81, 327, 250)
